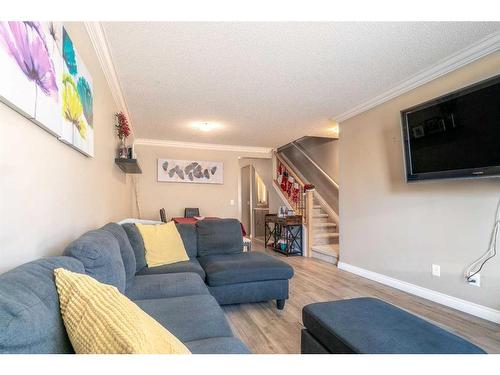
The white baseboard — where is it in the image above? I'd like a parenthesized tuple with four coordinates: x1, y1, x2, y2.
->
(337, 262, 500, 324)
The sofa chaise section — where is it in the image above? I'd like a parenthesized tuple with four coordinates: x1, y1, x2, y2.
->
(198, 252, 293, 307)
(195, 219, 294, 309)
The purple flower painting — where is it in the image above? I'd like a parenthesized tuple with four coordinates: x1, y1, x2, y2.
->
(0, 21, 94, 158)
(0, 21, 58, 99)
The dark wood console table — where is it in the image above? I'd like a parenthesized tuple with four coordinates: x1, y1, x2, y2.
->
(264, 214, 303, 256)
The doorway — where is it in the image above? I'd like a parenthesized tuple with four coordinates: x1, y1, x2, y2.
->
(240, 165, 252, 237)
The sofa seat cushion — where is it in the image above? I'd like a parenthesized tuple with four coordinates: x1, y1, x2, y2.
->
(185, 337, 251, 354)
(302, 297, 486, 354)
(135, 294, 233, 342)
(0, 256, 84, 354)
(63, 229, 126, 292)
(198, 252, 294, 287)
(136, 259, 205, 280)
(125, 273, 209, 301)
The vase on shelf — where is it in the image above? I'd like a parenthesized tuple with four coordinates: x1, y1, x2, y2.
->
(117, 137, 129, 159)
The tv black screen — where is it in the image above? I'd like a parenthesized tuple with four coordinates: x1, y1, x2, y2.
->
(401, 74, 500, 182)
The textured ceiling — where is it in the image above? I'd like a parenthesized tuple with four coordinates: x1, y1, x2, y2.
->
(103, 22, 500, 147)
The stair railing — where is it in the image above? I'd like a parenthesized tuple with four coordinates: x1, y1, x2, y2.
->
(273, 151, 314, 257)
(274, 152, 306, 217)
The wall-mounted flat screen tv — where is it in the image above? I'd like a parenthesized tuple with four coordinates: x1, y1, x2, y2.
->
(401, 74, 500, 182)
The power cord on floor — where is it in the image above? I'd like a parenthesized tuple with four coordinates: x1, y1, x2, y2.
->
(464, 198, 500, 282)
(133, 174, 142, 219)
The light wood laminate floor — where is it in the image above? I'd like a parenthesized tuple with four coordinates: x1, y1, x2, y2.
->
(222, 241, 500, 354)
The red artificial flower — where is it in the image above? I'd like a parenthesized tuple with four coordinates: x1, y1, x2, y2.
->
(115, 112, 131, 139)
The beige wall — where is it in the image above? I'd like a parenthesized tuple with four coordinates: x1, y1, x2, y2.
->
(297, 137, 340, 182)
(339, 52, 500, 309)
(0, 23, 133, 273)
(133, 144, 268, 221)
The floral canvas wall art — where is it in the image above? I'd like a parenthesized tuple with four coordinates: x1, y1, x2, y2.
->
(158, 159, 224, 184)
(59, 26, 94, 156)
(0, 21, 94, 157)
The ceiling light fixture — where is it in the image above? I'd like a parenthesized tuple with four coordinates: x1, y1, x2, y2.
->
(197, 122, 215, 132)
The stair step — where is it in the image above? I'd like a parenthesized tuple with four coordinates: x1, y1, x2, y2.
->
(312, 244, 339, 256)
(311, 244, 339, 265)
(313, 222, 337, 228)
(314, 232, 339, 239)
(313, 213, 329, 218)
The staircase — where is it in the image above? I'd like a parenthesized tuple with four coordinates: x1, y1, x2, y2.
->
(273, 137, 340, 265)
(311, 200, 339, 264)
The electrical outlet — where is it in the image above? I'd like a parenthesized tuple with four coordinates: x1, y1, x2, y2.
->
(432, 264, 440, 277)
(468, 274, 481, 287)
(230, 199, 235, 206)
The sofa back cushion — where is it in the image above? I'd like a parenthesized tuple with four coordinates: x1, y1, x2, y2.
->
(175, 223, 198, 258)
(0, 256, 84, 353)
(122, 223, 148, 272)
(63, 229, 126, 292)
(101, 223, 136, 289)
(196, 219, 243, 257)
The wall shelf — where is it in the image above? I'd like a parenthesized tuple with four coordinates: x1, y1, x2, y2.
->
(115, 158, 142, 174)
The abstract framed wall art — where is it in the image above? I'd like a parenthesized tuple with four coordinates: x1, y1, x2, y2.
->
(0, 22, 94, 157)
(59, 26, 94, 156)
(158, 159, 224, 184)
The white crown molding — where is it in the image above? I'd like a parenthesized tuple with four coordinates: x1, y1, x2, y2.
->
(134, 138, 273, 155)
(333, 31, 500, 123)
(338, 262, 500, 324)
(84, 22, 135, 135)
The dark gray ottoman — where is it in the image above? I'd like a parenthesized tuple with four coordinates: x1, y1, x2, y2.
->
(301, 297, 486, 354)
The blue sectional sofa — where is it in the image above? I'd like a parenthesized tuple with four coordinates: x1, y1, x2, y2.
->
(0, 218, 294, 354)
(124, 219, 294, 308)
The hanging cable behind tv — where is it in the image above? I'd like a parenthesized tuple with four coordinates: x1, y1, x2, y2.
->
(464, 199, 500, 283)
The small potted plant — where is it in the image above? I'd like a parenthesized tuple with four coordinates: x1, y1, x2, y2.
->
(115, 112, 131, 158)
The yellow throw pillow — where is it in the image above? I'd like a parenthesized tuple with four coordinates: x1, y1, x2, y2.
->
(54, 268, 191, 354)
(136, 222, 189, 267)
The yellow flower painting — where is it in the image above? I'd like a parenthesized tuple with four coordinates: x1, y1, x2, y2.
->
(62, 73, 86, 139)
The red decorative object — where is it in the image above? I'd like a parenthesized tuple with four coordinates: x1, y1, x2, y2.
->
(286, 176, 294, 195)
(280, 171, 288, 192)
(115, 112, 131, 140)
(275, 158, 306, 215)
(304, 183, 316, 192)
